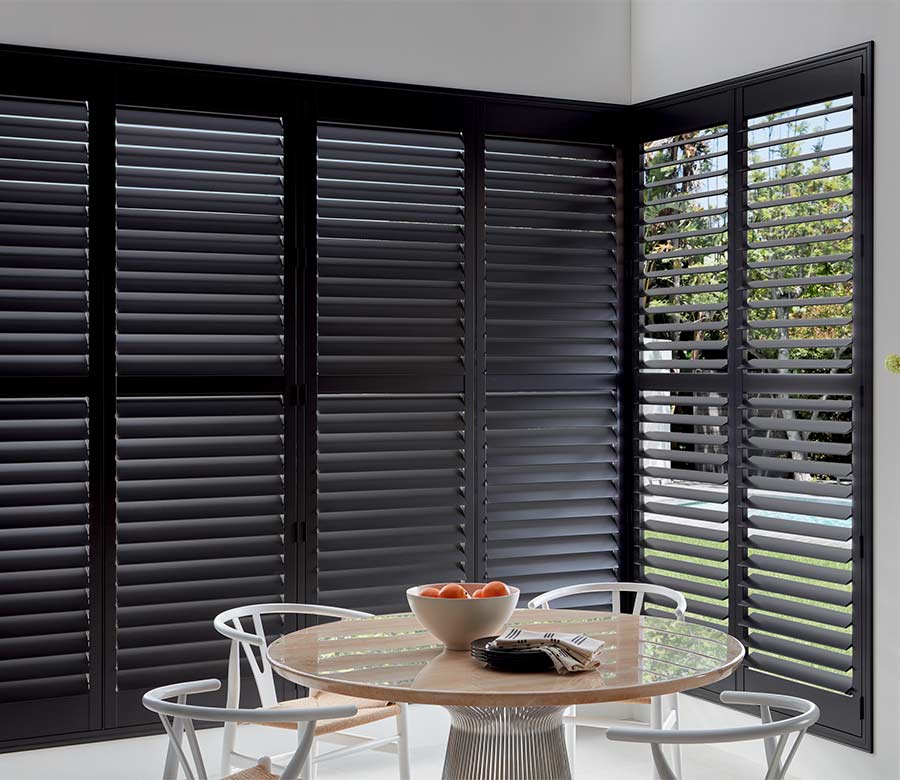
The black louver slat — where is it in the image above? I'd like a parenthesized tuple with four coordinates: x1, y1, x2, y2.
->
(483, 137, 619, 608)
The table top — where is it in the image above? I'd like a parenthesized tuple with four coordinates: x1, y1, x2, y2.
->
(267, 609, 745, 707)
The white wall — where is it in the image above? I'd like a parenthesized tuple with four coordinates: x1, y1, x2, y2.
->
(0, 0, 630, 103)
(632, 2, 900, 778)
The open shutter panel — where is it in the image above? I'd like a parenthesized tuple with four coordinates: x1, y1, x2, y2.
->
(639, 126, 728, 373)
(315, 124, 467, 613)
(115, 108, 285, 376)
(483, 137, 619, 608)
(740, 95, 860, 728)
(637, 391, 729, 627)
(114, 396, 285, 723)
(0, 98, 89, 376)
(636, 123, 731, 626)
(0, 398, 91, 738)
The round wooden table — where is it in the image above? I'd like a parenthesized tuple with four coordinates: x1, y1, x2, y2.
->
(267, 609, 744, 780)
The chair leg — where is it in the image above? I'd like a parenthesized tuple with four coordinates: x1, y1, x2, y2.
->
(220, 721, 237, 779)
(564, 705, 577, 769)
(397, 703, 412, 780)
(650, 696, 663, 780)
(670, 695, 682, 779)
(306, 738, 319, 780)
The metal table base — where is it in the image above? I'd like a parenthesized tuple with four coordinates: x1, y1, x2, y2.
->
(441, 705, 571, 780)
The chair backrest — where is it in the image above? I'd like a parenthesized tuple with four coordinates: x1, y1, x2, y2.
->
(213, 603, 371, 707)
(527, 582, 687, 621)
(606, 691, 819, 780)
(143, 679, 356, 780)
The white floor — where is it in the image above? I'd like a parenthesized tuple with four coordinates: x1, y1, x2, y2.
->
(0, 704, 789, 780)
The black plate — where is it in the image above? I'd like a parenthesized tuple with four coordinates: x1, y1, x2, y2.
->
(470, 636, 555, 672)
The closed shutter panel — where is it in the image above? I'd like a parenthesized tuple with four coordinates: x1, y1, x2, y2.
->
(740, 95, 860, 730)
(115, 108, 285, 376)
(0, 97, 89, 375)
(636, 125, 731, 625)
(0, 398, 92, 737)
(115, 396, 285, 723)
(315, 124, 467, 613)
(483, 138, 619, 607)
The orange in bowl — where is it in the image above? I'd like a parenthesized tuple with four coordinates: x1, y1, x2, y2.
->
(439, 583, 469, 599)
(482, 581, 511, 598)
(407, 582, 520, 650)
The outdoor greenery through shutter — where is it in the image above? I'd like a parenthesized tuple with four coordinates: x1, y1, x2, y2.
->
(315, 123, 468, 613)
(483, 137, 620, 607)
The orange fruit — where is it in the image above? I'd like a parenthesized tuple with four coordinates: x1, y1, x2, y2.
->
(482, 581, 510, 598)
(438, 583, 468, 599)
(420, 586, 441, 598)
(472, 588, 485, 598)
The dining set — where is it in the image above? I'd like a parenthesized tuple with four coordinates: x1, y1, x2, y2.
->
(142, 582, 819, 780)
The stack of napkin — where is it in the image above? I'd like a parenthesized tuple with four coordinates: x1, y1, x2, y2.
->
(488, 627, 605, 674)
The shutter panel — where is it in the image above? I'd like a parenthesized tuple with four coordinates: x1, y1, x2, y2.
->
(636, 123, 731, 626)
(115, 108, 285, 376)
(637, 391, 729, 627)
(744, 97, 854, 374)
(0, 398, 92, 737)
(483, 137, 619, 607)
(639, 126, 728, 373)
(114, 395, 285, 723)
(315, 124, 467, 613)
(0, 98, 89, 376)
(740, 95, 861, 726)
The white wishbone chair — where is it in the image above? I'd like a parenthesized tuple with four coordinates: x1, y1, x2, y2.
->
(214, 603, 411, 780)
(528, 582, 689, 777)
(607, 691, 820, 780)
(142, 678, 356, 780)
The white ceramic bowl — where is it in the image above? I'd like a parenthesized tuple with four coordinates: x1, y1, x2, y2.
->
(407, 583, 520, 651)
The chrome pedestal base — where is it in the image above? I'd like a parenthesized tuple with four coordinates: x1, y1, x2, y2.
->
(441, 705, 571, 780)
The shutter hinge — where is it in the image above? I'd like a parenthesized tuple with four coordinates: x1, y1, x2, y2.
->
(289, 522, 306, 544)
(287, 384, 304, 407)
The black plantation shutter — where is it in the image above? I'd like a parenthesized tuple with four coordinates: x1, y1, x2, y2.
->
(739, 82, 866, 739)
(483, 138, 620, 607)
(0, 94, 94, 740)
(635, 122, 731, 628)
(315, 123, 468, 613)
(114, 106, 288, 724)
(633, 50, 871, 746)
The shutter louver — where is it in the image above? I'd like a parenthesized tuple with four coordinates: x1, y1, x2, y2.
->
(640, 126, 728, 373)
(315, 124, 467, 613)
(115, 108, 285, 376)
(740, 95, 859, 708)
(483, 137, 619, 607)
(115, 396, 285, 721)
(0, 98, 89, 376)
(0, 398, 91, 732)
(744, 97, 854, 374)
(637, 391, 729, 627)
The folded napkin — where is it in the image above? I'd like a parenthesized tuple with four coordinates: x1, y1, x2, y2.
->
(488, 627, 604, 674)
